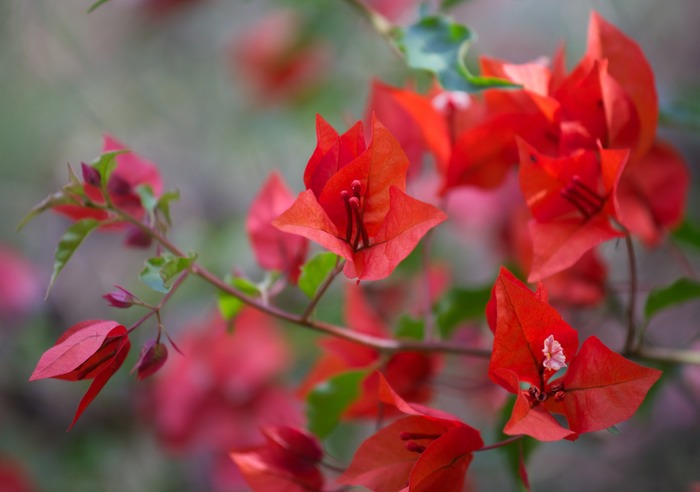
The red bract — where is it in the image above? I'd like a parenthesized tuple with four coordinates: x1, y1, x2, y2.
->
(132, 339, 168, 381)
(338, 373, 483, 492)
(230, 10, 330, 103)
(299, 284, 437, 417)
(518, 139, 628, 281)
(54, 135, 163, 225)
(231, 426, 324, 492)
(0, 457, 35, 492)
(29, 319, 131, 429)
(273, 115, 447, 280)
(246, 172, 308, 283)
(488, 268, 662, 441)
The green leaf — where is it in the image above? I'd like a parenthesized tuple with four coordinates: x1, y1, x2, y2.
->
(307, 370, 365, 439)
(156, 190, 180, 226)
(217, 276, 261, 322)
(391, 15, 518, 92)
(440, 0, 473, 10)
(139, 254, 196, 293)
(87, 0, 111, 13)
(298, 252, 338, 299)
(672, 219, 700, 251)
(496, 395, 538, 492)
(17, 192, 74, 232)
(135, 185, 158, 218)
(644, 277, 700, 321)
(46, 219, 101, 298)
(395, 314, 424, 340)
(434, 285, 492, 337)
(90, 150, 126, 190)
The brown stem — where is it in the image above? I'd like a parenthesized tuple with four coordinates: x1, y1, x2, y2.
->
(624, 234, 638, 352)
(301, 257, 346, 321)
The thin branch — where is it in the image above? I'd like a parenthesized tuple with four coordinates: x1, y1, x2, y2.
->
(475, 435, 524, 452)
(623, 234, 638, 352)
(633, 346, 700, 366)
(301, 257, 346, 321)
(341, 0, 404, 59)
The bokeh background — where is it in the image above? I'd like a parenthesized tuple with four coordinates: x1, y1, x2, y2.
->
(1, 0, 700, 491)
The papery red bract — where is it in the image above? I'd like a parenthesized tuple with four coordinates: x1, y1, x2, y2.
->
(488, 268, 661, 441)
(29, 319, 131, 429)
(231, 426, 324, 492)
(338, 374, 483, 492)
(246, 172, 309, 283)
(273, 115, 447, 280)
(54, 135, 163, 227)
(518, 139, 628, 281)
(299, 283, 437, 417)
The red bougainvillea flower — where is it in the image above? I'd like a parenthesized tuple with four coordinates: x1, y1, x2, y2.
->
(338, 373, 483, 491)
(246, 172, 308, 284)
(273, 114, 447, 281)
(231, 426, 324, 492)
(488, 267, 661, 441)
(518, 138, 628, 281)
(507, 204, 608, 307)
(54, 135, 163, 225)
(29, 319, 131, 429)
(299, 283, 438, 417)
(230, 10, 331, 103)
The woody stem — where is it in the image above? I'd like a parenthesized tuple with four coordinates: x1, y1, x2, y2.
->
(624, 233, 638, 353)
(301, 256, 346, 321)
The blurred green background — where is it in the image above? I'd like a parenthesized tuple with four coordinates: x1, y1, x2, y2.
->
(1, 0, 699, 491)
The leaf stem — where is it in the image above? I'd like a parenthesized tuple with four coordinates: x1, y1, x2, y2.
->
(475, 435, 524, 452)
(341, 0, 404, 59)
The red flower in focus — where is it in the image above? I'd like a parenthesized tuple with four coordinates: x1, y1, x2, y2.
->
(246, 172, 309, 283)
(0, 245, 40, 320)
(147, 308, 303, 490)
(231, 10, 331, 103)
(338, 373, 483, 492)
(517, 139, 627, 281)
(29, 319, 131, 429)
(273, 115, 447, 280)
(299, 283, 438, 417)
(488, 267, 661, 441)
(54, 135, 163, 226)
(231, 426, 324, 492)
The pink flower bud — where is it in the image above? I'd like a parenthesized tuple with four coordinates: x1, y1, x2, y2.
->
(133, 339, 168, 381)
(103, 286, 137, 308)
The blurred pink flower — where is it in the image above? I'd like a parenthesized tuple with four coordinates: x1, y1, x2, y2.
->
(0, 457, 35, 492)
(146, 308, 303, 490)
(229, 10, 331, 103)
(0, 245, 40, 320)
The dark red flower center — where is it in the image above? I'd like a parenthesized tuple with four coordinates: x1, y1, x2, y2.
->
(399, 431, 442, 454)
(560, 175, 606, 219)
(524, 381, 566, 406)
(341, 179, 370, 251)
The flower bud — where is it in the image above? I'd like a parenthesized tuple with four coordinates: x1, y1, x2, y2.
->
(133, 339, 168, 380)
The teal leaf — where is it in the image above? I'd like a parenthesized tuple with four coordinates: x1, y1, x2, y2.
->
(139, 254, 196, 293)
(156, 190, 180, 226)
(644, 277, 700, 321)
(434, 285, 492, 337)
(135, 185, 158, 219)
(391, 15, 518, 92)
(307, 370, 365, 439)
(298, 252, 338, 299)
(46, 219, 101, 298)
(217, 276, 261, 322)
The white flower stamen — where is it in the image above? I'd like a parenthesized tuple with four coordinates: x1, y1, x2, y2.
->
(542, 335, 567, 371)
